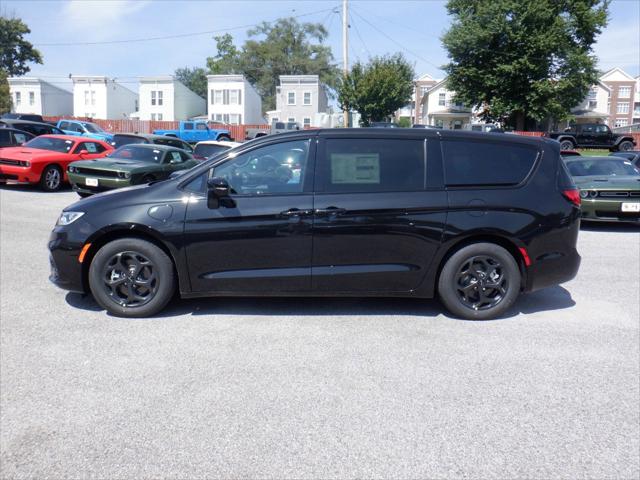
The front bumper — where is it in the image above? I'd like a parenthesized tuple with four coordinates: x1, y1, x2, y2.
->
(0, 165, 39, 184)
(580, 198, 640, 223)
(48, 226, 86, 293)
(68, 172, 133, 194)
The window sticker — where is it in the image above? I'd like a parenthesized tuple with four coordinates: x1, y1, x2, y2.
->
(331, 153, 380, 184)
(86, 143, 97, 153)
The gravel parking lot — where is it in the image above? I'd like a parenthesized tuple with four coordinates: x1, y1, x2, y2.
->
(1, 185, 639, 479)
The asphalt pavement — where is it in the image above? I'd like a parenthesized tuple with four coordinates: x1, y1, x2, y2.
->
(1, 185, 639, 479)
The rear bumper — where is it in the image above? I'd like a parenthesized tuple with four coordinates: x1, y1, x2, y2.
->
(525, 247, 581, 292)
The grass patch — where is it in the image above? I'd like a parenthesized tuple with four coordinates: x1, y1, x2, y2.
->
(576, 149, 611, 157)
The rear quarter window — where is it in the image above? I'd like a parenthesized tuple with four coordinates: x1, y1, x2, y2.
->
(442, 140, 538, 187)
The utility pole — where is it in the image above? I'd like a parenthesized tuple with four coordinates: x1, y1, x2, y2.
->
(342, 0, 349, 128)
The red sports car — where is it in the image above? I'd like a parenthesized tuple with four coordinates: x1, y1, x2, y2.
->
(0, 135, 113, 191)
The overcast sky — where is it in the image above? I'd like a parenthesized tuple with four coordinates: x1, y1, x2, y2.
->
(4, 0, 639, 92)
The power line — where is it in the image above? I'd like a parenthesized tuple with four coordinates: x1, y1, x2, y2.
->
(348, 10, 372, 59)
(350, 7, 442, 70)
(31, 6, 337, 47)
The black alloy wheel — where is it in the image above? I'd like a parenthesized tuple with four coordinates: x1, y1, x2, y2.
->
(89, 238, 175, 317)
(560, 140, 574, 151)
(102, 251, 157, 308)
(618, 141, 633, 152)
(438, 243, 521, 320)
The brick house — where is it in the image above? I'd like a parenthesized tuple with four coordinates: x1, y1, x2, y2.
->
(599, 67, 636, 128)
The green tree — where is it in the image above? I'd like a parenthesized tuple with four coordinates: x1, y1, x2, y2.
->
(442, 0, 609, 130)
(338, 53, 415, 126)
(174, 66, 208, 99)
(206, 19, 339, 112)
(0, 70, 11, 114)
(0, 16, 43, 75)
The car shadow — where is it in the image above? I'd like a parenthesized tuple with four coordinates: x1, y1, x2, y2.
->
(64, 285, 575, 321)
(0, 183, 72, 194)
(581, 221, 640, 232)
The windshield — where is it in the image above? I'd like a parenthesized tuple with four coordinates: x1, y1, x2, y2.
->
(567, 159, 640, 177)
(111, 145, 164, 163)
(23, 136, 75, 153)
(193, 143, 231, 159)
(112, 135, 146, 148)
(84, 122, 105, 134)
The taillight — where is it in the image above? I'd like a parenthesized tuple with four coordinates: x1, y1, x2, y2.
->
(562, 189, 581, 206)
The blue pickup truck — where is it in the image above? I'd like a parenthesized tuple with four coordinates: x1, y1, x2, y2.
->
(153, 120, 232, 143)
(56, 119, 114, 143)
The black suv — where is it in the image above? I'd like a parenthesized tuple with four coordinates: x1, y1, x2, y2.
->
(49, 129, 581, 320)
(545, 123, 636, 151)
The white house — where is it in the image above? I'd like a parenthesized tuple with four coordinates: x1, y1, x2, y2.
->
(138, 76, 206, 121)
(207, 75, 263, 125)
(71, 75, 138, 119)
(267, 75, 329, 128)
(8, 77, 73, 117)
(419, 78, 472, 129)
(569, 81, 611, 126)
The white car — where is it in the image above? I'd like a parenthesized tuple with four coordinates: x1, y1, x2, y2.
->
(193, 140, 242, 160)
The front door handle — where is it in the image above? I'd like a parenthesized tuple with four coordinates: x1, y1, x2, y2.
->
(280, 208, 313, 217)
(315, 206, 346, 216)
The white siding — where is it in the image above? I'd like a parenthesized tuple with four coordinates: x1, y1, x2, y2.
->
(207, 75, 263, 124)
(8, 77, 73, 116)
(71, 76, 137, 119)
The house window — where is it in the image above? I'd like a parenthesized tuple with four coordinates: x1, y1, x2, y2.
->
(617, 102, 629, 114)
(587, 88, 598, 101)
(287, 92, 296, 105)
(157, 91, 163, 106)
(84, 91, 89, 105)
(90, 90, 95, 106)
(615, 119, 628, 127)
(420, 86, 429, 96)
(151, 91, 156, 106)
(14, 92, 21, 105)
(29, 92, 35, 106)
(229, 113, 241, 124)
(303, 117, 311, 127)
(619, 86, 631, 98)
(287, 117, 296, 123)
(303, 92, 312, 105)
(438, 93, 446, 106)
(588, 100, 597, 110)
(151, 113, 156, 121)
(229, 90, 239, 105)
(157, 113, 163, 121)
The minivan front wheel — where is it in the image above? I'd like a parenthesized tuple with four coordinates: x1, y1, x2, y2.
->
(88, 238, 175, 317)
(438, 243, 520, 320)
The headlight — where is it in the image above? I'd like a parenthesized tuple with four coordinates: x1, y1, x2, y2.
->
(68, 166, 76, 173)
(117, 171, 131, 179)
(57, 211, 85, 226)
(579, 190, 588, 198)
(589, 190, 598, 198)
(19, 160, 30, 167)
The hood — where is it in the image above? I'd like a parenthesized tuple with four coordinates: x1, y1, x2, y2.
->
(574, 175, 640, 190)
(0, 147, 63, 161)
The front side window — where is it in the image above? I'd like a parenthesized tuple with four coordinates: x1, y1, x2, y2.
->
(183, 122, 194, 130)
(12, 132, 30, 145)
(166, 151, 182, 163)
(84, 122, 105, 133)
(303, 92, 312, 105)
(319, 138, 424, 193)
(196, 123, 207, 130)
(213, 139, 310, 196)
(442, 140, 538, 186)
(193, 143, 231, 159)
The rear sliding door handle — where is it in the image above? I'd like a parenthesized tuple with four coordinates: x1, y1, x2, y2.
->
(280, 208, 313, 217)
(315, 207, 346, 215)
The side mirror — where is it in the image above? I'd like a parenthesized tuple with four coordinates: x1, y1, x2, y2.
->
(79, 149, 89, 157)
(207, 176, 235, 209)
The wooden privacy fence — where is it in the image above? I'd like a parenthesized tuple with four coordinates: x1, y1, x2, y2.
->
(43, 117, 640, 146)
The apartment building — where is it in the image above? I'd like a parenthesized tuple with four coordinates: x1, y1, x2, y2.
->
(8, 77, 73, 116)
(569, 81, 611, 125)
(599, 67, 637, 128)
(138, 76, 205, 121)
(207, 75, 263, 124)
(267, 75, 329, 127)
(71, 75, 138, 119)
(412, 74, 439, 124)
(633, 75, 640, 125)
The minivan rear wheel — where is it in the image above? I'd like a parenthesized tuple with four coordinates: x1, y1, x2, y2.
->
(438, 243, 520, 320)
(88, 238, 175, 317)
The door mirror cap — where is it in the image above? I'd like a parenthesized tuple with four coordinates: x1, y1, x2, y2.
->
(79, 149, 89, 156)
(207, 176, 231, 198)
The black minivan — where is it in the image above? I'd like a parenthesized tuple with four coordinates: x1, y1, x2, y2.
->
(49, 129, 581, 320)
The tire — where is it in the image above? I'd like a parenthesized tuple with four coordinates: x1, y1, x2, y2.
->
(438, 243, 521, 320)
(39, 164, 63, 192)
(88, 238, 175, 318)
(217, 134, 231, 142)
(618, 140, 633, 152)
(140, 175, 155, 184)
(559, 140, 575, 151)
